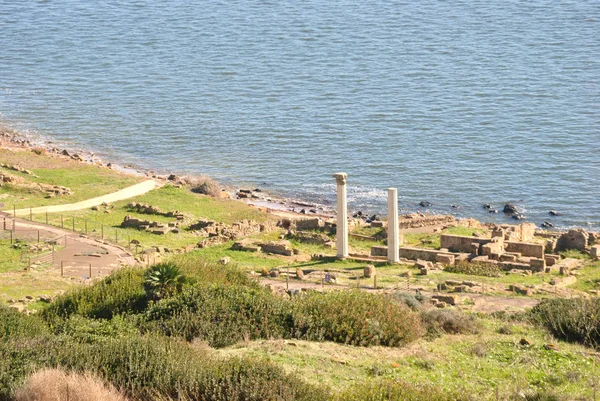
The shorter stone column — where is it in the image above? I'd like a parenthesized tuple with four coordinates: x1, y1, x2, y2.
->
(333, 172, 348, 259)
(387, 188, 400, 263)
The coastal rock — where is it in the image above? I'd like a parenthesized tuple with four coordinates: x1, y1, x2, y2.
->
(419, 201, 432, 207)
(549, 210, 561, 216)
(503, 203, 519, 215)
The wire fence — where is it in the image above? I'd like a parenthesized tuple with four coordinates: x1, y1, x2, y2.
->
(7, 210, 140, 253)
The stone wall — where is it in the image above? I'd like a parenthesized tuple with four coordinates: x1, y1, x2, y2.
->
(556, 229, 588, 251)
(440, 234, 493, 253)
(501, 223, 536, 242)
(505, 241, 544, 259)
(398, 247, 454, 262)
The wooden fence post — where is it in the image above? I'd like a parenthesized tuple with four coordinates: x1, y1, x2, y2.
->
(61, 261, 64, 277)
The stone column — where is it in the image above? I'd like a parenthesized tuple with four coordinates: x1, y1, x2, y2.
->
(333, 172, 349, 259)
(387, 188, 400, 263)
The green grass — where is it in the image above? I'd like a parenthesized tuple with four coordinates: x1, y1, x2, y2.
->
(0, 239, 27, 273)
(559, 249, 590, 260)
(567, 260, 600, 292)
(216, 317, 600, 399)
(0, 268, 74, 304)
(404, 233, 441, 249)
(34, 185, 273, 250)
(443, 226, 488, 236)
(0, 149, 142, 209)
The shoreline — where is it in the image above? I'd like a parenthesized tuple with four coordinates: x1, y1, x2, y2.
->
(0, 122, 594, 232)
(0, 123, 337, 219)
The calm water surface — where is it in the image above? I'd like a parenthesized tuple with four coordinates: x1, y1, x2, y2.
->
(1, 1, 599, 228)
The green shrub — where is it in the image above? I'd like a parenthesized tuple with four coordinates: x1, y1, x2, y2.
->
(336, 379, 460, 401)
(0, 305, 48, 340)
(0, 334, 329, 401)
(52, 315, 139, 344)
(169, 256, 257, 287)
(140, 284, 291, 347)
(530, 298, 600, 348)
(41, 268, 148, 323)
(445, 261, 501, 277)
(392, 291, 429, 310)
(420, 308, 480, 338)
(290, 291, 423, 347)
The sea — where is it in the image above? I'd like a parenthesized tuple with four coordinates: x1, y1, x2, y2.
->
(1, 0, 599, 229)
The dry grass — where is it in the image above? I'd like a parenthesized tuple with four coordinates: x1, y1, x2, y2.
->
(15, 368, 128, 401)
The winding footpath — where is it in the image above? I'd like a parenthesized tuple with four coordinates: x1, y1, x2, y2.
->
(6, 179, 158, 216)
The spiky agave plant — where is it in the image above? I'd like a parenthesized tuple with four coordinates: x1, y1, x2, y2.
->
(143, 262, 186, 300)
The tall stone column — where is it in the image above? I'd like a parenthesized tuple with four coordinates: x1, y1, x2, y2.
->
(387, 188, 400, 263)
(333, 172, 349, 259)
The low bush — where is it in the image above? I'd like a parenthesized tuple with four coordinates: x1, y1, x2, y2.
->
(169, 256, 257, 287)
(290, 290, 423, 347)
(530, 298, 600, 348)
(52, 315, 139, 344)
(41, 268, 148, 323)
(140, 284, 291, 347)
(0, 334, 328, 401)
(0, 305, 48, 340)
(420, 308, 480, 337)
(445, 261, 501, 277)
(392, 291, 429, 311)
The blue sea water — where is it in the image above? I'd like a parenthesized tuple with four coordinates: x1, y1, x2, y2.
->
(0, 1, 599, 228)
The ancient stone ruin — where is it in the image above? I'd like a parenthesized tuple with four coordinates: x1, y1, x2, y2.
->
(121, 216, 180, 235)
(232, 239, 299, 256)
(192, 219, 277, 248)
(127, 202, 184, 220)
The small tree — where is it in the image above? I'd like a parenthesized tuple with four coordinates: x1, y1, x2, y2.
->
(144, 263, 186, 300)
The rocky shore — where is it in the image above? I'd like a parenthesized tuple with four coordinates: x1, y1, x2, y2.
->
(0, 123, 589, 232)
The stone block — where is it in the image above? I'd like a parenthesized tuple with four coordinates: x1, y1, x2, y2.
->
(591, 245, 600, 260)
(500, 253, 517, 262)
(435, 253, 455, 265)
(432, 294, 458, 306)
(296, 218, 325, 231)
(364, 264, 376, 278)
(544, 254, 561, 266)
(482, 240, 504, 256)
(370, 246, 388, 257)
(370, 221, 385, 228)
(509, 284, 533, 296)
(529, 258, 546, 272)
(259, 241, 293, 256)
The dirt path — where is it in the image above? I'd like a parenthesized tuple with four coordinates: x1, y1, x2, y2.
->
(4, 216, 135, 279)
(7, 179, 158, 216)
